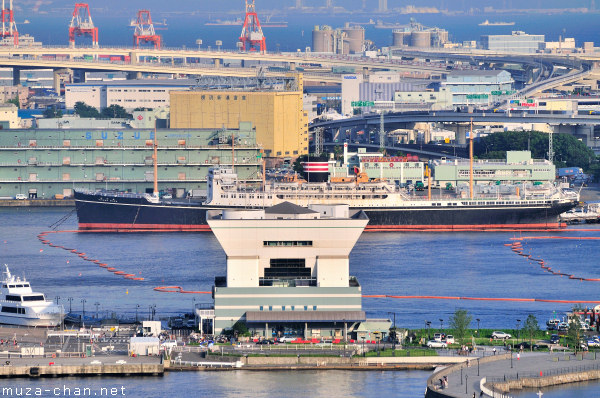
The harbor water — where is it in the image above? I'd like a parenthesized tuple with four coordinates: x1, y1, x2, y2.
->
(1, 207, 599, 397)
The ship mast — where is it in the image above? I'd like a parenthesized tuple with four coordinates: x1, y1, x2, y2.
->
(231, 131, 235, 174)
(469, 118, 474, 200)
(153, 124, 158, 197)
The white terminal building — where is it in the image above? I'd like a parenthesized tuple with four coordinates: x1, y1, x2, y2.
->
(207, 202, 374, 340)
(65, 79, 194, 111)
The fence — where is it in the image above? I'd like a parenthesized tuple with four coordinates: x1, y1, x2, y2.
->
(486, 361, 600, 383)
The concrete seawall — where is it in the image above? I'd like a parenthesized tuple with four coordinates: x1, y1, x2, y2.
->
(0, 363, 163, 378)
(492, 369, 600, 392)
(0, 199, 74, 207)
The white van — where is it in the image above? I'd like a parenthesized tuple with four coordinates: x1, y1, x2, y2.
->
(15, 194, 26, 200)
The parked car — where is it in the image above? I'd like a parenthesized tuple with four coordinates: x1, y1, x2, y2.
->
(433, 333, 444, 342)
(426, 340, 448, 348)
(15, 194, 26, 200)
(444, 335, 455, 344)
(256, 339, 275, 345)
(550, 334, 560, 344)
(491, 331, 512, 340)
(278, 336, 298, 343)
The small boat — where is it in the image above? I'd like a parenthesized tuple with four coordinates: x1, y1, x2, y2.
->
(0, 265, 65, 327)
(479, 20, 515, 26)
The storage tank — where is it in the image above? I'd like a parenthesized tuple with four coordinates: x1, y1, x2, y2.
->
(392, 30, 409, 47)
(312, 25, 334, 53)
(431, 29, 449, 47)
(410, 31, 431, 48)
(341, 26, 365, 54)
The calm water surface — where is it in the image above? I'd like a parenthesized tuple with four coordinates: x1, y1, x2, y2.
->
(1, 207, 599, 397)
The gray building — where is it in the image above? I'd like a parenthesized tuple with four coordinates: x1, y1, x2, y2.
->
(442, 70, 514, 106)
(20, 69, 54, 89)
(433, 151, 556, 186)
(0, 122, 261, 199)
(480, 31, 545, 54)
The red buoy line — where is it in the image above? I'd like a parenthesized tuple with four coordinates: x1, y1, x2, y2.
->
(37, 230, 144, 281)
(361, 294, 600, 304)
(153, 286, 211, 294)
(507, 230, 600, 282)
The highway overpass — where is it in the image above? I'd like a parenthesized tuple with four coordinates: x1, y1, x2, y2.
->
(311, 111, 600, 147)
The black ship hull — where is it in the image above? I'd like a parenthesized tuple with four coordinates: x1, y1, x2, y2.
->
(74, 191, 575, 232)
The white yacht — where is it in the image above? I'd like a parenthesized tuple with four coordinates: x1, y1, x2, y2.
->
(0, 265, 64, 327)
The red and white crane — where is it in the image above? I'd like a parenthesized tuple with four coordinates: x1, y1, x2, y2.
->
(239, 0, 266, 53)
(132, 10, 161, 49)
(1, 0, 18, 47)
(69, 3, 98, 48)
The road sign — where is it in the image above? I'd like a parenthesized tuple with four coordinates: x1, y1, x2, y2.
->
(351, 101, 375, 107)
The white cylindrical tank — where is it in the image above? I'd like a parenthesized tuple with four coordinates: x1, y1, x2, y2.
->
(392, 30, 409, 47)
(411, 31, 431, 48)
(312, 26, 334, 53)
(341, 26, 365, 54)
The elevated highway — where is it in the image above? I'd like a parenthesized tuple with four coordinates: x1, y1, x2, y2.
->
(311, 111, 600, 148)
(0, 46, 453, 84)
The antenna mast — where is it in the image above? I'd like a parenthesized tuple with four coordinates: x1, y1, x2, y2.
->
(153, 125, 158, 196)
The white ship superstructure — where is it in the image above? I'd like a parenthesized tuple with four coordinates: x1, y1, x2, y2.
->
(0, 265, 64, 327)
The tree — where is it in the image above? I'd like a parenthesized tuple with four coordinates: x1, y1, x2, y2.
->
(566, 313, 583, 354)
(43, 106, 63, 119)
(449, 309, 472, 345)
(74, 101, 100, 118)
(523, 314, 539, 352)
(474, 130, 597, 172)
(101, 104, 132, 119)
(6, 97, 19, 107)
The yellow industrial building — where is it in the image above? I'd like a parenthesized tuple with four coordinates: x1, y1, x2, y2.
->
(170, 77, 308, 158)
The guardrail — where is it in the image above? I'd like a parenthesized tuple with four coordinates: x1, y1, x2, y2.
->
(486, 360, 600, 383)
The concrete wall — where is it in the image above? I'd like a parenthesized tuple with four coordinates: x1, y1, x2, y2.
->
(227, 257, 259, 287)
(316, 257, 349, 287)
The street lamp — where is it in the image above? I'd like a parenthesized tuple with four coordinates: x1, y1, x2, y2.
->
(94, 302, 100, 319)
(81, 299, 86, 319)
(425, 320, 431, 340)
(361, 336, 366, 357)
(55, 296, 60, 305)
(67, 297, 73, 313)
(135, 304, 140, 323)
(476, 318, 480, 335)
(516, 319, 522, 344)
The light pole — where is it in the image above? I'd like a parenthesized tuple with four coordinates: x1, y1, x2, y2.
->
(135, 304, 140, 323)
(55, 296, 60, 305)
(81, 299, 86, 319)
(516, 319, 521, 344)
(196, 39, 202, 50)
(388, 312, 396, 352)
(67, 297, 73, 313)
(425, 320, 431, 340)
(361, 336, 365, 357)
(476, 318, 480, 335)
(94, 302, 100, 319)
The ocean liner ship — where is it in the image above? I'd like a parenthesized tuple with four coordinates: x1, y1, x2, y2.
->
(74, 166, 578, 232)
